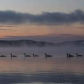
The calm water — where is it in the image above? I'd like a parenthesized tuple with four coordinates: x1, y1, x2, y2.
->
(0, 46, 84, 84)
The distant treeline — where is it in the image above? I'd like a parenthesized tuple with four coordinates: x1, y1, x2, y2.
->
(0, 40, 84, 47)
(0, 40, 55, 47)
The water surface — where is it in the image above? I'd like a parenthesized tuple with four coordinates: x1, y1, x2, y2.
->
(0, 46, 84, 84)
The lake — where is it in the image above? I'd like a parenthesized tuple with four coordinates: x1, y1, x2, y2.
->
(0, 46, 84, 84)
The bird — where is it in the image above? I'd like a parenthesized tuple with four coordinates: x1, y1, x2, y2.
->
(76, 53, 83, 57)
(24, 53, 31, 57)
(10, 54, 17, 59)
(33, 54, 39, 58)
(0, 55, 6, 57)
(66, 53, 74, 58)
(45, 53, 52, 58)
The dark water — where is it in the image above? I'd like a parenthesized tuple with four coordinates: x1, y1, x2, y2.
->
(0, 46, 84, 84)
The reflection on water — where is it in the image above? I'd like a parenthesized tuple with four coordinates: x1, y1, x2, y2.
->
(0, 47, 84, 84)
(0, 58, 84, 74)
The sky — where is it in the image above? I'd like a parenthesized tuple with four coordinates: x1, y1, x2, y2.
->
(0, 0, 84, 42)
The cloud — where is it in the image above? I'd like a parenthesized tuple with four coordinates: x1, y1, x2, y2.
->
(0, 28, 13, 31)
(0, 25, 17, 27)
(0, 10, 84, 25)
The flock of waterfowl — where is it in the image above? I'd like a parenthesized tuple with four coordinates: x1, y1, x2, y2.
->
(0, 53, 52, 59)
(0, 53, 83, 59)
(66, 53, 83, 58)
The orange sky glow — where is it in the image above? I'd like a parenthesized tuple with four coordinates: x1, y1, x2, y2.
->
(0, 24, 84, 38)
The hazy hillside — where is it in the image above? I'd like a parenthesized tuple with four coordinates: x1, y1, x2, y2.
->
(0, 40, 84, 47)
(0, 40, 55, 47)
(56, 40, 84, 47)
